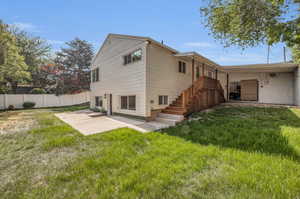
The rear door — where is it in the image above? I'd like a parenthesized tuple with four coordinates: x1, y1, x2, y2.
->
(241, 80, 258, 101)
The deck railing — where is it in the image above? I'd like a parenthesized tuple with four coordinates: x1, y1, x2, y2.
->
(182, 76, 225, 115)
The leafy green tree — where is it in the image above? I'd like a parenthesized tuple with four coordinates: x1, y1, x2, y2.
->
(55, 38, 94, 94)
(0, 20, 30, 93)
(292, 45, 300, 63)
(9, 26, 51, 86)
(200, 0, 300, 62)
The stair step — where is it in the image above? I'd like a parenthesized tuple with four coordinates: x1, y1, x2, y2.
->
(155, 117, 179, 126)
(158, 113, 185, 120)
(162, 109, 186, 115)
(174, 102, 182, 106)
(166, 106, 185, 111)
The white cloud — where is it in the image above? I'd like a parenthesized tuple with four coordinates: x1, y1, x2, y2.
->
(11, 22, 40, 33)
(47, 40, 65, 45)
(184, 42, 215, 48)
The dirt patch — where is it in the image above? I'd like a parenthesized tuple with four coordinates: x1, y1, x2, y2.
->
(0, 111, 37, 135)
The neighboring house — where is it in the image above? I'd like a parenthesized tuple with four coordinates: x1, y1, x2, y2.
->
(90, 33, 299, 121)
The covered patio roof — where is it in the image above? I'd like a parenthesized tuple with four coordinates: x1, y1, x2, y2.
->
(222, 62, 298, 73)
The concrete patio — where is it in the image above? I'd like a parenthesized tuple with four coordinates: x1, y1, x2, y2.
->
(55, 110, 170, 135)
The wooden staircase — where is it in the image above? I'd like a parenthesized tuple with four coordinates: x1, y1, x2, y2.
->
(162, 76, 225, 116)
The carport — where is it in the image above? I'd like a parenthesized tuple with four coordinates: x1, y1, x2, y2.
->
(223, 62, 298, 105)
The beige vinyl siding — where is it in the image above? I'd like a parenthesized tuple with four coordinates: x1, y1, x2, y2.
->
(91, 36, 147, 117)
(146, 43, 193, 116)
(145, 43, 226, 116)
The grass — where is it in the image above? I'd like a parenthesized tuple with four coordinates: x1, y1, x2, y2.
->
(1, 105, 300, 198)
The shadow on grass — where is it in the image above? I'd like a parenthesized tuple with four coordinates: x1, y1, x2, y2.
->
(163, 107, 300, 160)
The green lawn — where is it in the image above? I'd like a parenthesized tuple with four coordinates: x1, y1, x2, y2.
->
(1, 105, 300, 198)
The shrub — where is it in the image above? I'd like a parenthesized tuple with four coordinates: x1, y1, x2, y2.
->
(0, 87, 9, 94)
(30, 88, 46, 94)
(91, 107, 107, 114)
(23, 101, 36, 109)
(99, 108, 107, 114)
(7, 105, 14, 110)
(91, 107, 101, 112)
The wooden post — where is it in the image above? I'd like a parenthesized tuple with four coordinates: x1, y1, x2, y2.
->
(202, 63, 205, 76)
(182, 91, 185, 107)
(215, 69, 218, 80)
(226, 73, 229, 101)
(192, 57, 195, 94)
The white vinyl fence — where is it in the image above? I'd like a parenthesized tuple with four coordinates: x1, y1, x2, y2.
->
(0, 92, 90, 110)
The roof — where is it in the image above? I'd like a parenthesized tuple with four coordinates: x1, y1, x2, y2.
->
(222, 62, 298, 73)
(93, 34, 298, 72)
(174, 52, 220, 68)
(108, 33, 179, 54)
(92, 33, 218, 67)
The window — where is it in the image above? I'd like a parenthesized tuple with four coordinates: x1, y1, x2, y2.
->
(158, 95, 168, 105)
(121, 96, 128, 109)
(91, 67, 100, 82)
(96, 68, 99, 81)
(124, 49, 142, 65)
(120, 95, 136, 110)
(178, 61, 186, 73)
(95, 96, 103, 107)
(128, 96, 136, 110)
(196, 66, 200, 78)
(208, 71, 213, 78)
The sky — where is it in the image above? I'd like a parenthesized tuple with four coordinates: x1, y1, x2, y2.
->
(1, 0, 292, 66)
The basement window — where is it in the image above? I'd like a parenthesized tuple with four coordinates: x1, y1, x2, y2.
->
(121, 95, 136, 110)
(158, 95, 168, 105)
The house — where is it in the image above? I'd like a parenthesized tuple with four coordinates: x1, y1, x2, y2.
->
(90, 33, 299, 122)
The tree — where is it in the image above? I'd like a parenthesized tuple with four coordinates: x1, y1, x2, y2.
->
(54, 38, 94, 94)
(0, 20, 30, 93)
(9, 26, 51, 86)
(292, 45, 300, 63)
(200, 0, 300, 62)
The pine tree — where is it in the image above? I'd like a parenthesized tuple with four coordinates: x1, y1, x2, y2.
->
(55, 38, 94, 94)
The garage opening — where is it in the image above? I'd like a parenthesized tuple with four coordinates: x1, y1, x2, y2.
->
(229, 81, 241, 100)
(230, 79, 258, 101)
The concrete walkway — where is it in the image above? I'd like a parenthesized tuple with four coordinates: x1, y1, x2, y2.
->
(55, 110, 170, 135)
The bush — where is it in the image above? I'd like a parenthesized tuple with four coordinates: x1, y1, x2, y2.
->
(0, 87, 9, 94)
(30, 88, 46, 94)
(90, 107, 107, 114)
(99, 107, 107, 114)
(23, 101, 36, 109)
(91, 107, 101, 112)
(7, 105, 14, 110)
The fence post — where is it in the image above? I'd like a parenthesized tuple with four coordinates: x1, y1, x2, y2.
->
(4, 94, 6, 109)
(42, 94, 45, 108)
